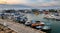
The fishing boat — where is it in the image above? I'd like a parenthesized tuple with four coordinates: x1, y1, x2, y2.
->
(31, 21, 45, 29)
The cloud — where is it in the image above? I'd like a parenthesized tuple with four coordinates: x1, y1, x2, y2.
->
(27, 0, 60, 7)
(0, 0, 6, 4)
(0, 0, 60, 7)
(6, 0, 26, 4)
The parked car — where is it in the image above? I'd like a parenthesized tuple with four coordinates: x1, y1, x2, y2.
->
(11, 13, 20, 21)
(19, 16, 27, 24)
(14, 15, 27, 24)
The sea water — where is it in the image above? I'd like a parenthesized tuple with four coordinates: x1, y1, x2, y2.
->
(26, 13, 60, 33)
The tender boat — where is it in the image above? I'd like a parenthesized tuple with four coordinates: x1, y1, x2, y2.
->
(41, 26, 51, 31)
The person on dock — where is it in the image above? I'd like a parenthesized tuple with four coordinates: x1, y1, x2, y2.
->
(3, 22, 8, 27)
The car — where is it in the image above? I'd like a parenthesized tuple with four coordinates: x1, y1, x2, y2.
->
(20, 16, 27, 24)
(12, 14, 20, 22)
(14, 15, 27, 24)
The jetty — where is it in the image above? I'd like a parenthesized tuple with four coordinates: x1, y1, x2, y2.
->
(0, 19, 46, 33)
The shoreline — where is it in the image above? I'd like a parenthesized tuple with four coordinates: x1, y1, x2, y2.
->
(0, 19, 46, 33)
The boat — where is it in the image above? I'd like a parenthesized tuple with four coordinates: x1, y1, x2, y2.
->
(44, 14, 56, 19)
(25, 22, 31, 26)
(41, 26, 51, 31)
(44, 14, 60, 21)
(36, 26, 42, 29)
(55, 16, 60, 21)
(31, 21, 45, 29)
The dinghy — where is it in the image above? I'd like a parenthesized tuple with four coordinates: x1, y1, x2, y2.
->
(41, 26, 51, 31)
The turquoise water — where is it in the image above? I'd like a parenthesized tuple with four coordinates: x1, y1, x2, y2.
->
(29, 13, 60, 33)
(43, 18, 60, 33)
(40, 14, 60, 33)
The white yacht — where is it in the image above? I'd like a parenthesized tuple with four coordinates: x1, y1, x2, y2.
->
(55, 16, 60, 21)
(44, 14, 56, 19)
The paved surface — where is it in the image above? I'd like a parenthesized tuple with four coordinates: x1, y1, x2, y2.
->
(0, 19, 46, 33)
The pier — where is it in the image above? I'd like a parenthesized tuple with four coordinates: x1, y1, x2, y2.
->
(0, 19, 46, 33)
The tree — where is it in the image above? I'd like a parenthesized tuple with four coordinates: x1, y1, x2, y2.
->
(49, 9, 57, 12)
(32, 9, 39, 12)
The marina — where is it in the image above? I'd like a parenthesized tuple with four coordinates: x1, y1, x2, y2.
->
(0, 9, 60, 33)
(0, 0, 60, 33)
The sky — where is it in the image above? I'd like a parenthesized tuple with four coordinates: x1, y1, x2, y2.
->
(0, 0, 60, 7)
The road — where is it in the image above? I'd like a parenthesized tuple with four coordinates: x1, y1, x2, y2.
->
(0, 19, 46, 33)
